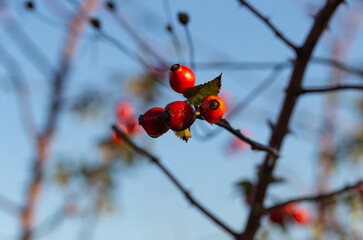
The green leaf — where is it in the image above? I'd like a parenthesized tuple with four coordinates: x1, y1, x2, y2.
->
(236, 180, 253, 194)
(183, 74, 222, 105)
(174, 129, 192, 142)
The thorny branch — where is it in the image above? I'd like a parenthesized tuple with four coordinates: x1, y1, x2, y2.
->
(264, 180, 363, 214)
(239, 1, 345, 239)
(111, 125, 238, 238)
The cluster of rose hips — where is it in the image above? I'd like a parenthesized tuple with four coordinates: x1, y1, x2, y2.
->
(138, 64, 226, 138)
(111, 101, 141, 142)
(269, 203, 310, 226)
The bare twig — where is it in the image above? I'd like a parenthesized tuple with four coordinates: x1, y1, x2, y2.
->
(0, 194, 20, 216)
(107, 5, 167, 65)
(311, 57, 363, 78)
(0, 2, 53, 78)
(264, 180, 363, 214)
(195, 116, 279, 156)
(190, 60, 291, 71)
(97, 30, 150, 67)
(300, 84, 363, 94)
(184, 25, 195, 70)
(34, 194, 77, 238)
(213, 119, 279, 157)
(162, 0, 183, 61)
(111, 125, 238, 238)
(237, 0, 298, 51)
(0, 41, 37, 140)
(227, 64, 285, 119)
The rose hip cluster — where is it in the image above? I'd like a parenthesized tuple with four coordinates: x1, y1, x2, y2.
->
(139, 64, 226, 138)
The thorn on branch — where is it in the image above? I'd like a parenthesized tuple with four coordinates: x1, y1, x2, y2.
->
(166, 24, 173, 33)
(89, 17, 101, 30)
(105, 1, 116, 11)
(267, 119, 275, 132)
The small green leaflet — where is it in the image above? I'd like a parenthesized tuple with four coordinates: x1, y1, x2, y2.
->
(174, 128, 192, 142)
(236, 180, 253, 194)
(183, 74, 222, 105)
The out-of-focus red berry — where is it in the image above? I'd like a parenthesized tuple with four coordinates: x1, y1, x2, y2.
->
(111, 123, 128, 143)
(227, 129, 252, 154)
(219, 90, 233, 119)
(286, 203, 310, 225)
(128, 120, 142, 135)
(357, 182, 363, 195)
(292, 207, 310, 224)
(269, 206, 289, 225)
(116, 101, 135, 121)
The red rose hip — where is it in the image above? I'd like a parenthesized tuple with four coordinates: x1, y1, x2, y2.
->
(162, 101, 196, 131)
(139, 107, 169, 138)
(169, 64, 196, 94)
(199, 95, 225, 124)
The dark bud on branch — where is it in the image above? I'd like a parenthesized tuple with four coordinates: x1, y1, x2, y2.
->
(89, 18, 101, 30)
(166, 24, 173, 33)
(25, 1, 34, 10)
(178, 12, 189, 26)
(105, 1, 116, 11)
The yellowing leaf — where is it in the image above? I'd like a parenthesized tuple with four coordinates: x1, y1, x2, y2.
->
(174, 128, 192, 142)
(183, 74, 222, 105)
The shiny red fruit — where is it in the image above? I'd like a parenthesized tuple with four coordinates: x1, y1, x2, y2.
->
(169, 64, 196, 94)
(162, 101, 196, 131)
(199, 95, 225, 124)
(139, 108, 169, 138)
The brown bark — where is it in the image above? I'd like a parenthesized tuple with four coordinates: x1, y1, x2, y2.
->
(238, 1, 344, 239)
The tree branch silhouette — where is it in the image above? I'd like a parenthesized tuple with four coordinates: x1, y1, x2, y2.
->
(111, 125, 238, 238)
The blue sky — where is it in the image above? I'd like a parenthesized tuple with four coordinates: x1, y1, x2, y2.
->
(0, 0, 362, 239)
